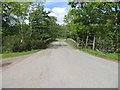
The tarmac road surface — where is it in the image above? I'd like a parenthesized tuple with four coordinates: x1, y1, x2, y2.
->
(2, 40, 118, 88)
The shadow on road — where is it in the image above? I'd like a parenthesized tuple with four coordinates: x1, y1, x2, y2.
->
(49, 44, 68, 49)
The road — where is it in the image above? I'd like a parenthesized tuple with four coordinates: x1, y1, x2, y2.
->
(2, 40, 118, 88)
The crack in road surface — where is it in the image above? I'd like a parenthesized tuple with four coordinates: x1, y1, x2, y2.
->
(2, 40, 118, 88)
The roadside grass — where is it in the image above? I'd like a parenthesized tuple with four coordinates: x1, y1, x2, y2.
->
(0, 39, 58, 59)
(0, 49, 43, 59)
(65, 41, 119, 61)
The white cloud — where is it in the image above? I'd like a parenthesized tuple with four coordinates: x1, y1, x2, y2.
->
(49, 12, 56, 17)
(48, 7, 70, 25)
(52, 7, 67, 14)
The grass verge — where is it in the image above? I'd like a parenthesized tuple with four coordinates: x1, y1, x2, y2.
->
(0, 39, 58, 59)
(0, 49, 43, 59)
(65, 41, 119, 61)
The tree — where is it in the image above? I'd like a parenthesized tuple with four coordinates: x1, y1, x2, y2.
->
(2, 2, 59, 53)
(64, 2, 120, 53)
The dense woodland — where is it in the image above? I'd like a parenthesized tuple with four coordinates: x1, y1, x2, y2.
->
(64, 2, 120, 53)
(1, 2, 120, 55)
(2, 2, 63, 53)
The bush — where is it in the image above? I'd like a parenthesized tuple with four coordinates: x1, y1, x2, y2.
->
(30, 40, 45, 49)
(3, 35, 32, 53)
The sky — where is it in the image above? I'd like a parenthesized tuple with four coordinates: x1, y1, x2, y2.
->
(43, 0, 71, 25)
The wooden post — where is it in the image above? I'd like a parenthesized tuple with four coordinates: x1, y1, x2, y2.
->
(85, 36, 89, 48)
(93, 36, 96, 50)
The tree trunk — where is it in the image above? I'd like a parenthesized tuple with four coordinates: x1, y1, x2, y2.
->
(98, 36, 101, 50)
(93, 36, 96, 50)
(85, 36, 89, 48)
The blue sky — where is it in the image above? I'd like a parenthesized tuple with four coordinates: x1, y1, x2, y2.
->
(44, 1, 71, 25)
(44, 2, 69, 10)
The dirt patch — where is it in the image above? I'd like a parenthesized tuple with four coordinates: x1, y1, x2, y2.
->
(0, 62, 12, 67)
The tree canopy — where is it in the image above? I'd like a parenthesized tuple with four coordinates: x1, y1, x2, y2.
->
(1, 2, 120, 54)
(2, 2, 60, 53)
(64, 2, 120, 53)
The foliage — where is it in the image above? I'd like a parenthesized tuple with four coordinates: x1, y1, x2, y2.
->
(0, 49, 43, 59)
(64, 2, 120, 53)
(2, 2, 60, 53)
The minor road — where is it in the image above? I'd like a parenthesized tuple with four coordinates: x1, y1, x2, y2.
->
(2, 40, 118, 88)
